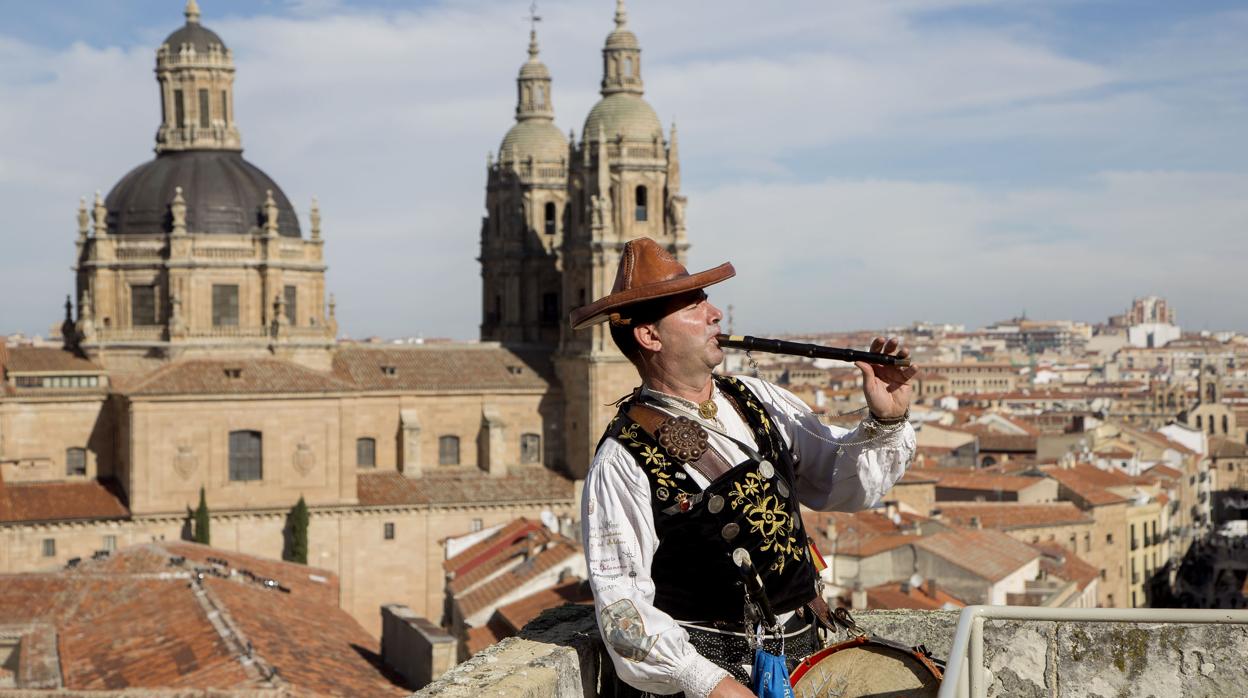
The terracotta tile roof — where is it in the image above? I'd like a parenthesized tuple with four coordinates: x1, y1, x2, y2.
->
(126, 358, 355, 396)
(866, 581, 965, 611)
(445, 518, 546, 576)
(0, 477, 130, 524)
(358, 469, 575, 507)
(447, 528, 556, 595)
(975, 433, 1038, 452)
(915, 528, 1040, 582)
(493, 579, 593, 635)
(0, 542, 405, 695)
(1031, 542, 1099, 590)
(456, 541, 580, 618)
(804, 510, 923, 558)
(2, 347, 103, 373)
(1145, 464, 1183, 481)
(1041, 464, 1133, 506)
(922, 470, 1047, 494)
(333, 345, 552, 392)
(934, 503, 1093, 530)
(1211, 436, 1248, 459)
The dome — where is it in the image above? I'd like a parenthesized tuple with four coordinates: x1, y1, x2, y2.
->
(518, 60, 550, 80)
(605, 28, 639, 50)
(500, 120, 568, 163)
(163, 22, 226, 53)
(105, 151, 300, 237)
(583, 93, 662, 143)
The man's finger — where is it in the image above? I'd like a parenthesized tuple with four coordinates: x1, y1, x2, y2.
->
(884, 336, 899, 355)
(869, 336, 885, 353)
(854, 361, 875, 383)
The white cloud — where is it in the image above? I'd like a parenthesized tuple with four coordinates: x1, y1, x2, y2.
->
(0, 0, 1244, 340)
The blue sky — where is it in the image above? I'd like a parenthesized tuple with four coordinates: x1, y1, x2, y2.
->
(1, 0, 1246, 339)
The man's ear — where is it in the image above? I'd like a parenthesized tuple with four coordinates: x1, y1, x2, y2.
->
(634, 322, 661, 353)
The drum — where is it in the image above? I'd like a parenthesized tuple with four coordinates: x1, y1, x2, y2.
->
(789, 635, 943, 697)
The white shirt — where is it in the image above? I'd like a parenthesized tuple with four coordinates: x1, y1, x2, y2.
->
(581, 376, 915, 697)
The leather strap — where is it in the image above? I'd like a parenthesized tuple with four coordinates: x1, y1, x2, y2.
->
(626, 403, 734, 482)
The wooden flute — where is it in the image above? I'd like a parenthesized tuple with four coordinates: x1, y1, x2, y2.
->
(716, 334, 913, 368)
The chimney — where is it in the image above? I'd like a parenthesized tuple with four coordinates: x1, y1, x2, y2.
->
(924, 579, 939, 598)
(380, 605, 455, 690)
(851, 584, 868, 610)
(825, 522, 838, 542)
(969, 516, 982, 530)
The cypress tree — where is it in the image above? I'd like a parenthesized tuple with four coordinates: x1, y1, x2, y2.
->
(287, 495, 309, 564)
(193, 486, 210, 545)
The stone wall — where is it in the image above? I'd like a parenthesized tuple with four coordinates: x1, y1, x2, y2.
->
(414, 605, 1248, 698)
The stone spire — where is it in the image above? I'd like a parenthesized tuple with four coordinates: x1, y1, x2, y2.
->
(515, 12, 554, 122)
(667, 122, 681, 193)
(92, 191, 108, 237)
(77, 197, 90, 241)
(601, 0, 643, 96)
(155, 1, 241, 153)
(310, 197, 321, 240)
(170, 186, 188, 235)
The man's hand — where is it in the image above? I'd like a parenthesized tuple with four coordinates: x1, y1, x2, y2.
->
(709, 674, 756, 697)
(854, 336, 917, 420)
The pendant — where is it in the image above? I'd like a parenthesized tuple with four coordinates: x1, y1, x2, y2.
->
(677, 492, 691, 512)
(698, 399, 718, 421)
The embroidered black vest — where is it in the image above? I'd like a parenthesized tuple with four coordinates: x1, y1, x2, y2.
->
(599, 375, 818, 622)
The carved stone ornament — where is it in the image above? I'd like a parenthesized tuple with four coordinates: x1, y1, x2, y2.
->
(293, 440, 316, 475)
(173, 442, 198, 480)
(656, 415, 709, 463)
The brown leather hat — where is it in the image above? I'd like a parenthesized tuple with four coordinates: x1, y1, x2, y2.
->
(569, 237, 734, 330)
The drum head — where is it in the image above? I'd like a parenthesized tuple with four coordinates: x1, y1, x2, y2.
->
(791, 642, 941, 697)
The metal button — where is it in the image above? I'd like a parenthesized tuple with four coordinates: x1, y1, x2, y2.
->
(708, 495, 725, 514)
(759, 460, 775, 479)
(721, 523, 740, 540)
(776, 480, 790, 499)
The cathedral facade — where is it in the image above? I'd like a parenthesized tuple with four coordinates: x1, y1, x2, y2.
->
(0, 1, 685, 638)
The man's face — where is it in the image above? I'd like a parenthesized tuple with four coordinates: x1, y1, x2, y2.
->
(649, 290, 724, 373)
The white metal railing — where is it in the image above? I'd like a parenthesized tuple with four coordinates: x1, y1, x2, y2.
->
(939, 605, 1248, 698)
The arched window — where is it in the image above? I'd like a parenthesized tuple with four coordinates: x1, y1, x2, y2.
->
(624, 56, 633, 77)
(438, 436, 460, 466)
(228, 430, 263, 481)
(634, 185, 648, 222)
(535, 84, 545, 107)
(66, 448, 87, 477)
(356, 437, 376, 468)
(544, 202, 557, 235)
(521, 433, 541, 464)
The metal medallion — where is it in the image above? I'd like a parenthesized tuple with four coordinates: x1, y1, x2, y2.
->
(721, 522, 740, 540)
(708, 495, 725, 514)
(698, 399, 718, 421)
(656, 486, 670, 502)
(776, 479, 790, 499)
(759, 460, 775, 479)
(657, 416, 710, 462)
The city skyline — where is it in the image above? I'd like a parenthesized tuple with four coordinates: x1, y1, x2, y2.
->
(1, 0, 1245, 339)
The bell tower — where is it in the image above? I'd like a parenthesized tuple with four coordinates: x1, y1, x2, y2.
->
(480, 17, 569, 346)
(554, 0, 690, 477)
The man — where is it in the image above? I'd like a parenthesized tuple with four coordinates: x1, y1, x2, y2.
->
(572, 237, 916, 698)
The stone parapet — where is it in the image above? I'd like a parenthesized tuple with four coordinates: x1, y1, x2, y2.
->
(412, 604, 1248, 697)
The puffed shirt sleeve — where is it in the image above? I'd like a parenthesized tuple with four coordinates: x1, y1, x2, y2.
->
(737, 376, 915, 512)
(581, 439, 730, 698)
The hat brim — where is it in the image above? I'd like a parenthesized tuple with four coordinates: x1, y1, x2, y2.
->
(568, 262, 736, 330)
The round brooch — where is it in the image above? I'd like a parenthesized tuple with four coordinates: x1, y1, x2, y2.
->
(657, 416, 710, 463)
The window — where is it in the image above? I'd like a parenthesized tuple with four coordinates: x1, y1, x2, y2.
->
(438, 436, 460, 466)
(284, 285, 297, 326)
(544, 202, 557, 235)
(66, 448, 87, 477)
(471, 518, 483, 532)
(1224, 415, 1230, 434)
(521, 433, 541, 464)
(174, 89, 186, 127)
(131, 285, 157, 326)
(212, 284, 239, 326)
(198, 88, 210, 128)
(623, 55, 633, 77)
(228, 430, 263, 481)
(103, 535, 116, 552)
(535, 84, 545, 107)
(1106, 533, 1113, 544)
(357, 438, 376, 468)
(541, 292, 558, 325)
(384, 522, 395, 540)
(42, 539, 56, 557)
(634, 185, 648, 222)
(221, 90, 228, 124)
